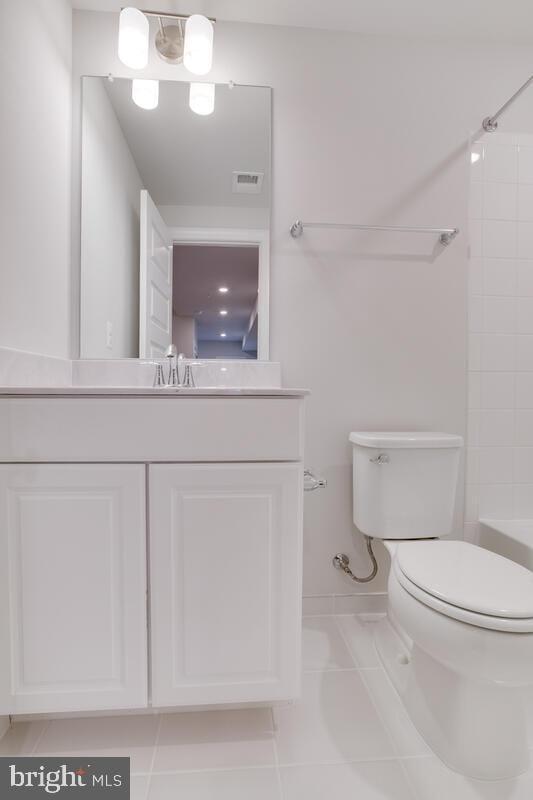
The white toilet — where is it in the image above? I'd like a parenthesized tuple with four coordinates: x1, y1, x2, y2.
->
(349, 431, 533, 781)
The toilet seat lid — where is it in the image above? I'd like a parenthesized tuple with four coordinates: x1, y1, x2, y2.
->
(396, 540, 533, 619)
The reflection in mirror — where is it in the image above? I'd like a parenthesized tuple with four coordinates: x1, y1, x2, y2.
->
(80, 77, 271, 360)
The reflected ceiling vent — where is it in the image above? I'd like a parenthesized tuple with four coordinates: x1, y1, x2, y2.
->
(232, 171, 264, 194)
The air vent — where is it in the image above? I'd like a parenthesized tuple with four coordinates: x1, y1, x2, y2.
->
(232, 171, 264, 194)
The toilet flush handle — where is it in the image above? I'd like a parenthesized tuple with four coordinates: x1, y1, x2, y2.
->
(370, 453, 389, 464)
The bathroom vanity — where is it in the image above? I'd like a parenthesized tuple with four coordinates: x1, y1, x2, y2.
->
(0, 387, 305, 716)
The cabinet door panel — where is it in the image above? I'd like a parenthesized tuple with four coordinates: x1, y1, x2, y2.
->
(149, 464, 303, 706)
(0, 465, 147, 714)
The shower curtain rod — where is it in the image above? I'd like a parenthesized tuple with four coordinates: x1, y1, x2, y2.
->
(483, 74, 533, 133)
(289, 220, 460, 246)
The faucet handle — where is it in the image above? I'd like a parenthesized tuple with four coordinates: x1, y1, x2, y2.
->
(152, 362, 165, 387)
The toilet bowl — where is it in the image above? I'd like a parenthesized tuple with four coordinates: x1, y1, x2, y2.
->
(350, 431, 533, 780)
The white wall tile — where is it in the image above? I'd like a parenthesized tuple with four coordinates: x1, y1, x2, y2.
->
(518, 145, 533, 184)
(516, 298, 533, 334)
(480, 372, 514, 409)
(484, 143, 517, 183)
(483, 220, 516, 258)
(478, 483, 513, 518)
(513, 447, 533, 483)
(479, 409, 514, 446)
(469, 181, 483, 219)
(484, 259, 516, 296)
(469, 220, 483, 258)
(467, 410, 480, 446)
(513, 484, 533, 518)
(483, 182, 516, 220)
(470, 144, 484, 181)
(518, 183, 533, 220)
(516, 373, 533, 408)
(518, 222, 533, 259)
(469, 257, 484, 295)
(478, 447, 513, 483)
(484, 297, 515, 333)
(516, 336, 533, 370)
(464, 482, 479, 522)
(516, 261, 533, 296)
(515, 410, 533, 445)
(468, 372, 481, 408)
(468, 334, 482, 371)
(468, 296, 484, 332)
(466, 446, 480, 484)
(480, 334, 515, 371)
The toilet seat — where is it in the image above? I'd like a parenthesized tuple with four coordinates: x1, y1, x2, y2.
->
(393, 540, 533, 633)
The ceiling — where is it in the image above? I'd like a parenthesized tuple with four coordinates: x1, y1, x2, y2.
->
(173, 244, 258, 343)
(71, 0, 533, 44)
(99, 78, 270, 207)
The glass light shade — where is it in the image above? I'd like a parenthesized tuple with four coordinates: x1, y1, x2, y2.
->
(189, 82, 215, 116)
(132, 79, 159, 110)
(184, 14, 214, 76)
(118, 8, 149, 70)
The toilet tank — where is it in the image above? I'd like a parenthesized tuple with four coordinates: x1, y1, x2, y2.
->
(349, 432, 463, 540)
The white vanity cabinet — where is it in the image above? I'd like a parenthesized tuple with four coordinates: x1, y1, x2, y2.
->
(149, 463, 302, 706)
(0, 464, 148, 715)
(0, 392, 305, 716)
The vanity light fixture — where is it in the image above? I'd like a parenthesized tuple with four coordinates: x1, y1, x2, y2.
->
(184, 14, 214, 75)
(189, 82, 215, 116)
(132, 79, 159, 110)
(118, 7, 150, 69)
(219, 309, 228, 316)
(118, 8, 215, 71)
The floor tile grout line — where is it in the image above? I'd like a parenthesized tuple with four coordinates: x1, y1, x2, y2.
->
(30, 720, 51, 755)
(332, 613, 365, 670)
(144, 714, 162, 800)
(335, 613, 412, 762)
(269, 707, 285, 800)
(143, 753, 437, 777)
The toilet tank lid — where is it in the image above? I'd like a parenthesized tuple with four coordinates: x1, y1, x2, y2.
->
(349, 431, 463, 449)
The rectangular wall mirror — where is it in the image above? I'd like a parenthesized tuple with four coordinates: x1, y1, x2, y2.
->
(79, 77, 271, 360)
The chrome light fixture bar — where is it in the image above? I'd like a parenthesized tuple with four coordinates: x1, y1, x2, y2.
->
(483, 74, 533, 133)
(290, 220, 460, 246)
(119, 8, 215, 71)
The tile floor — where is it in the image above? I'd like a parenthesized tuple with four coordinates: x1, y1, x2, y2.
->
(2, 614, 533, 799)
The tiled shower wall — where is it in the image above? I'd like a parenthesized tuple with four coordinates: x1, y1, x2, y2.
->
(466, 133, 533, 539)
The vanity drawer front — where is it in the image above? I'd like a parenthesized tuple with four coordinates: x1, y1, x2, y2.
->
(0, 397, 304, 462)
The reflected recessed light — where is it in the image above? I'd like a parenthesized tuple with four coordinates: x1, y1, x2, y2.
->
(219, 309, 228, 316)
(218, 286, 229, 293)
(220, 332, 226, 338)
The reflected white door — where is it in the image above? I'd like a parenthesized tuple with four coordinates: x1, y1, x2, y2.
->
(139, 190, 173, 358)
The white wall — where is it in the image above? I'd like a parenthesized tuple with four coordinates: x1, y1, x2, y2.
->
(80, 79, 144, 358)
(0, 0, 72, 357)
(466, 131, 533, 539)
(159, 204, 270, 230)
(72, 10, 533, 604)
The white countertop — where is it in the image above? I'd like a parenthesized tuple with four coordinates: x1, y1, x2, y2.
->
(0, 386, 309, 397)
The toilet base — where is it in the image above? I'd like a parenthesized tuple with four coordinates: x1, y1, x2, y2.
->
(374, 615, 531, 781)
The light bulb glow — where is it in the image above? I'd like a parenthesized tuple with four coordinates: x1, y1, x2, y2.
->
(218, 286, 229, 293)
(118, 8, 149, 70)
(219, 309, 228, 316)
(189, 82, 215, 116)
(220, 332, 226, 338)
(132, 79, 159, 110)
(184, 14, 214, 75)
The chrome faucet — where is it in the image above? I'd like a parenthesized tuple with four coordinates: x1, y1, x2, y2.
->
(165, 344, 179, 386)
